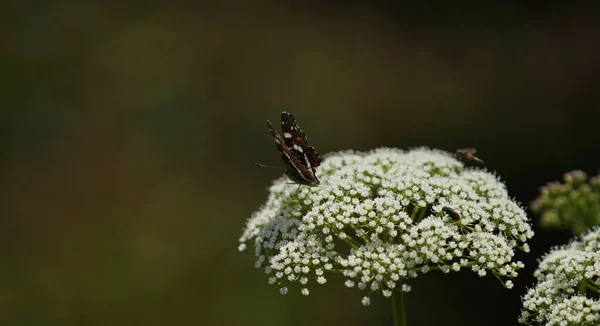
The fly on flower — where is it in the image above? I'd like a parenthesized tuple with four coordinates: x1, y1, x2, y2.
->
(456, 148, 484, 166)
(266, 112, 322, 186)
(442, 207, 461, 221)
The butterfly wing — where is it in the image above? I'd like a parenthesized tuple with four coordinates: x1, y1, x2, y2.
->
(267, 120, 285, 152)
(281, 111, 322, 172)
(281, 152, 319, 185)
(267, 119, 319, 186)
(306, 146, 321, 168)
(281, 112, 309, 159)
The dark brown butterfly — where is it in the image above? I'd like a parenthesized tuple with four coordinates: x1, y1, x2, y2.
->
(266, 112, 321, 186)
(456, 148, 484, 165)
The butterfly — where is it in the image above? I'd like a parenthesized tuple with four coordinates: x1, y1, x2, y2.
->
(266, 112, 321, 186)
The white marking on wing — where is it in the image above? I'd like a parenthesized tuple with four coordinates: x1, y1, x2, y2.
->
(284, 132, 292, 138)
(293, 144, 304, 152)
(283, 152, 311, 183)
(304, 153, 312, 170)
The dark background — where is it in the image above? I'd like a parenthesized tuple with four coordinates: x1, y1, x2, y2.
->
(2, 2, 599, 325)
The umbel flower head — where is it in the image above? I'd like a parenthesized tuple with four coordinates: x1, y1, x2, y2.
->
(239, 148, 533, 305)
(519, 227, 600, 325)
(531, 170, 600, 234)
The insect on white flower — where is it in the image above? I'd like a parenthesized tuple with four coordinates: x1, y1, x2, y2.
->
(241, 147, 534, 305)
(264, 112, 322, 186)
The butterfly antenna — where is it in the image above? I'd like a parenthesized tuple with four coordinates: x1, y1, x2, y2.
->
(255, 162, 285, 170)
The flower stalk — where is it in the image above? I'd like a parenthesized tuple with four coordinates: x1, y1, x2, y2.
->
(392, 285, 407, 326)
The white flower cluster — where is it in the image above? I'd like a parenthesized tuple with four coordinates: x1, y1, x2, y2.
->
(519, 227, 600, 325)
(240, 148, 533, 305)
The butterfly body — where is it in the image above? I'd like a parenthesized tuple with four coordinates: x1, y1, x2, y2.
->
(266, 112, 321, 186)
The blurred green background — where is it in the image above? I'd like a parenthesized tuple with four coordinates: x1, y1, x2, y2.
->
(2, 2, 599, 325)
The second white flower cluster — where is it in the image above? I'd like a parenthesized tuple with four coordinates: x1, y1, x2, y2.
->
(520, 227, 600, 325)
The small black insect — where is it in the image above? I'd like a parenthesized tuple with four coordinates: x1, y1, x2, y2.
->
(266, 112, 321, 186)
(442, 207, 461, 221)
(456, 148, 484, 166)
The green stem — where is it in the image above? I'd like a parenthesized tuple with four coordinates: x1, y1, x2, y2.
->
(392, 286, 407, 326)
(579, 280, 588, 294)
(415, 206, 427, 223)
(342, 234, 361, 249)
(410, 206, 420, 220)
(585, 280, 600, 293)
